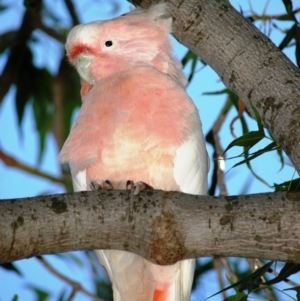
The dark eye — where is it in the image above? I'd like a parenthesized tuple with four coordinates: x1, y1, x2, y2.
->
(105, 41, 113, 47)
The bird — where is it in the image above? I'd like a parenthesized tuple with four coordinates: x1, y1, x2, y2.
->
(59, 3, 209, 301)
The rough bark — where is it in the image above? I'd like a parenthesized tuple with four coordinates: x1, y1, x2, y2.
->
(1, 190, 300, 265)
(130, 0, 300, 173)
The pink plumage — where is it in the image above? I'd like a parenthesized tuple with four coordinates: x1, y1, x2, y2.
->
(59, 3, 209, 301)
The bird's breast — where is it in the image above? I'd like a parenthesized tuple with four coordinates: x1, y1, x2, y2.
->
(60, 67, 200, 191)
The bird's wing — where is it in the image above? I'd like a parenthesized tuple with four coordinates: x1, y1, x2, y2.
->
(94, 130, 208, 301)
(95, 250, 152, 301)
(174, 129, 209, 196)
(71, 168, 87, 192)
(96, 249, 194, 301)
(69, 128, 208, 301)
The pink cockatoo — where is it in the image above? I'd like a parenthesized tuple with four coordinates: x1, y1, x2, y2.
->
(59, 3, 209, 301)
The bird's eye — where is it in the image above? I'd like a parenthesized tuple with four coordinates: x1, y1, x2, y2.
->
(105, 41, 113, 47)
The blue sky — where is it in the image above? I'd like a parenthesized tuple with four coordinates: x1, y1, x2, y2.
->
(0, 1, 298, 300)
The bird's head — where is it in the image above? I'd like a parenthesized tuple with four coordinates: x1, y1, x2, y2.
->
(65, 3, 186, 87)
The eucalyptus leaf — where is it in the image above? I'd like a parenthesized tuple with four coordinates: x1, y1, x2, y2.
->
(265, 263, 300, 285)
(181, 50, 199, 82)
(224, 131, 264, 154)
(205, 262, 273, 300)
(278, 24, 296, 50)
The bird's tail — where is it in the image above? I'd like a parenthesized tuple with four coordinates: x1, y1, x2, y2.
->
(153, 288, 169, 301)
(95, 249, 195, 301)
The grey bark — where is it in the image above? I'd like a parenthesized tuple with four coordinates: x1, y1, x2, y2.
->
(131, 0, 300, 173)
(1, 190, 300, 264)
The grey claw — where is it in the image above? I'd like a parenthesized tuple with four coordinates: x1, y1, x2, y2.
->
(126, 180, 134, 190)
(103, 180, 113, 190)
(132, 181, 153, 196)
(90, 181, 101, 191)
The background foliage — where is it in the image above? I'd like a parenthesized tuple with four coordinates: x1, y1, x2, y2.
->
(0, 0, 299, 300)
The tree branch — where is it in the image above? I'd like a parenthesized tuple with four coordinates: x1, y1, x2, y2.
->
(130, 0, 300, 173)
(35, 22, 65, 43)
(1, 190, 300, 264)
(0, 149, 68, 185)
(206, 98, 230, 196)
(37, 256, 104, 301)
(63, 0, 80, 26)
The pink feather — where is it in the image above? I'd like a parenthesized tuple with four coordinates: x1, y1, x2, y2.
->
(59, 3, 208, 301)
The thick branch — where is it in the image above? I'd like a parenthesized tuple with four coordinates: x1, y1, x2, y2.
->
(131, 0, 300, 173)
(1, 190, 300, 264)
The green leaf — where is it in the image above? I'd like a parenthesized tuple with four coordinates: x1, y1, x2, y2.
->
(274, 178, 300, 192)
(281, 0, 293, 15)
(283, 286, 300, 301)
(224, 130, 264, 154)
(54, 57, 82, 147)
(223, 95, 272, 185)
(0, 262, 22, 276)
(281, 0, 298, 22)
(224, 292, 248, 301)
(31, 66, 54, 163)
(181, 50, 202, 82)
(226, 274, 239, 293)
(0, 30, 16, 54)
(26, 285, 50, 301)
(207, 90, 265, 156)
(203, 88, 228, 96)
(275, 12, 298, 22)
(278, 24, 297, 50)
(248, 99, 263, 132)
(14, 46, 34, 126)
(295, 25, 300, 68)
(96, 280, 113, 301)
(57, 289, 67, 301)
(205, 261, 273, 300)
(203, 89, 239, 115)
(268, 131, 284, 170)
(13, 45, 57, 163)
(265, 263, 300, 285)
(10, 295, 18, 301)
(23, 0, 41, 10)
(245, 142, 277, 188)
(276, 147, 284, 169)
(238, 261, 273, 293)
(0, 4, 9, 12)
(227, 142, 276, 187)
(228, 141, 277, 165)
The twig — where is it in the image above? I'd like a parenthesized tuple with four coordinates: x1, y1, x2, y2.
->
(37, 256, 105, 301)
(220, 258, 237, 282)
(66, 289, 77, 301)
(0, 149, 68, 186)
(229, 99, 246, 139)
(35, 22, 65, 43)
(206, 98, 231, 196)
(255, 259, 299, 287)
(248, 7, 300, 22)
(246, 258, 277, 301)
(213, 258, 226, 299)
(64, 0, 80, 25)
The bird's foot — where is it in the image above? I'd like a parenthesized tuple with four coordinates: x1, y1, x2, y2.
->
(90, 180, 114, 191)
(90, 179, 153, 195)
(126, 180, 153, 196)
